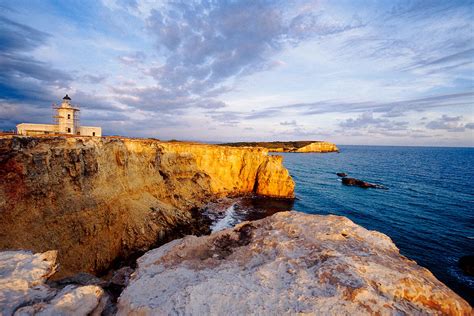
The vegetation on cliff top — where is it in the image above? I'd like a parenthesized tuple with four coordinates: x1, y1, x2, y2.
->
(220, 141, 339, 152)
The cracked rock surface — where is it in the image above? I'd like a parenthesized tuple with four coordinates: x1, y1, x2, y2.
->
(118, 211, 471, 315)
(0, 250, 106, 316)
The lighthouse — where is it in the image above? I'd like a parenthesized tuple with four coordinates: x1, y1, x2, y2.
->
(55, 94, 80, 134)
(16, 95, 102, 136)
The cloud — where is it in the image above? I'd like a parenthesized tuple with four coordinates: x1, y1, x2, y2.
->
(405, 48, 474, 74)
(426, 115, 472, 132)
(118, 51, 146, 66)
(1, 1, 473, 145)
(112, 85, 226, 112)
(339, 112, 408, 131)
(206, 110, 242, 126)
(144, 1, 359, 95)
(280, 120, 298, 126)
(0, 16, 48, 53)
(0, 15, 72, 103)
(277, 126, 333, 139)
(275, 92, 474, 117)
(340, 112, 384, 128)
(0, 101, 52, 131)
(82, 74, 107, 84)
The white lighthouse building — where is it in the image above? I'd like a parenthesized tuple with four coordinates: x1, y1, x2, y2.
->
(16, 95, 102, 137)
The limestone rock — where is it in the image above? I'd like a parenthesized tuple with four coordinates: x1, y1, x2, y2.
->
(0, 250, 106, 316)
(220, 140, 339, 153)
(255, 155, 295, 198)
(0, 250, 58, 315)
(15, 285, 106, 316)
(0, 136, 294, 277)
(294, 141, 339, 153)
(118, 211, 472, 315)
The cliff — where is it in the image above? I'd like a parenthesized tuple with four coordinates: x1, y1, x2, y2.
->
(118, 211, 472, 315)
(294, 141, 339, 153)
(0, 136, 294, 278)
(220, 141, 339, 153)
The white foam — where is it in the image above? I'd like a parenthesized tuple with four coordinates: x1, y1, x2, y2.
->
(211, 203, 237, 232)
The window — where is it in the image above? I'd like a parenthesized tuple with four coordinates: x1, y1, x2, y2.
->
(67, 114, 71, 119)
(92, 132, 96, 136)
(67, 128, 71, 133)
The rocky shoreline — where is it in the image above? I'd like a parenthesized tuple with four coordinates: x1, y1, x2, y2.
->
(1, 212, 471, 315)
(0, 135, 471, 314)
(117, 211, 471, 315)
(0, 136, 294, 278)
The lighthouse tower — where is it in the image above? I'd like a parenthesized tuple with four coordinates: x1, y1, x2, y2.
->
(54, 94, 80, 134)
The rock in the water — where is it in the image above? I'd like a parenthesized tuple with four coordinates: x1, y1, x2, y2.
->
(336, 172, 347, 177)
(117, 211, 471, 315)
(0, 250, 106, 315)
(459, 255, 474, 276)
(342, 177, 378, 188)
(255, 155, 295, 198)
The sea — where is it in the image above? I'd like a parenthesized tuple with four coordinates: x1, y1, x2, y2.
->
(206, 145, 474, 305)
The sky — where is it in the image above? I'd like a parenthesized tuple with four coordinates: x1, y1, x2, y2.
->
(0, 0, 473, 146)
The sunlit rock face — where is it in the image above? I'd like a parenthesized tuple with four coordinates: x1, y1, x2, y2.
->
(255, 155, 295, 198)
(0, 136, 294, 277)
(117, 211, 471, 315)
(294, 141, 339, 153)
(0, 250, 106, 315)
(220, 141, 339, 153)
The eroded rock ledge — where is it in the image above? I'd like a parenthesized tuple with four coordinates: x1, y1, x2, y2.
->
(118, 211, 471, 315)
(0, 136, 294, 278)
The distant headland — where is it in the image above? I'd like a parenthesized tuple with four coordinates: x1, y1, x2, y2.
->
(220, 140, 339, 153)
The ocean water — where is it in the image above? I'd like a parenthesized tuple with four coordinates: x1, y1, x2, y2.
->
(281, 145, 474, 305)
(209, 145, 474, 304)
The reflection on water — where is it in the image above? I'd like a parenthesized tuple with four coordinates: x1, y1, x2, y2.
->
(203, 196, 294, 232)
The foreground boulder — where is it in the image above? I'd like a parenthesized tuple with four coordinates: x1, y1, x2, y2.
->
(0, 250, 107, 315)
(118, 211, 471, 315)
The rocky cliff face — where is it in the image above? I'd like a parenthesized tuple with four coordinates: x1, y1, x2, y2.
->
(0, 136, 294, 278)
(294, 141, 339, 153)
(118, 211, 471, 315)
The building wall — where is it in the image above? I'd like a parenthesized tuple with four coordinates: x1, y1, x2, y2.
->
(16, 123, 101, 137)
(57, 108, 76, 134)
(16, 124, 56, 136)
(79, 126, 102, 137)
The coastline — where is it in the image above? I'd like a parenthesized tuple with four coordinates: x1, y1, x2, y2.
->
(0, 136, 471, 313)
(220, 140, 339, 153)
(0, 135, 294, 278)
